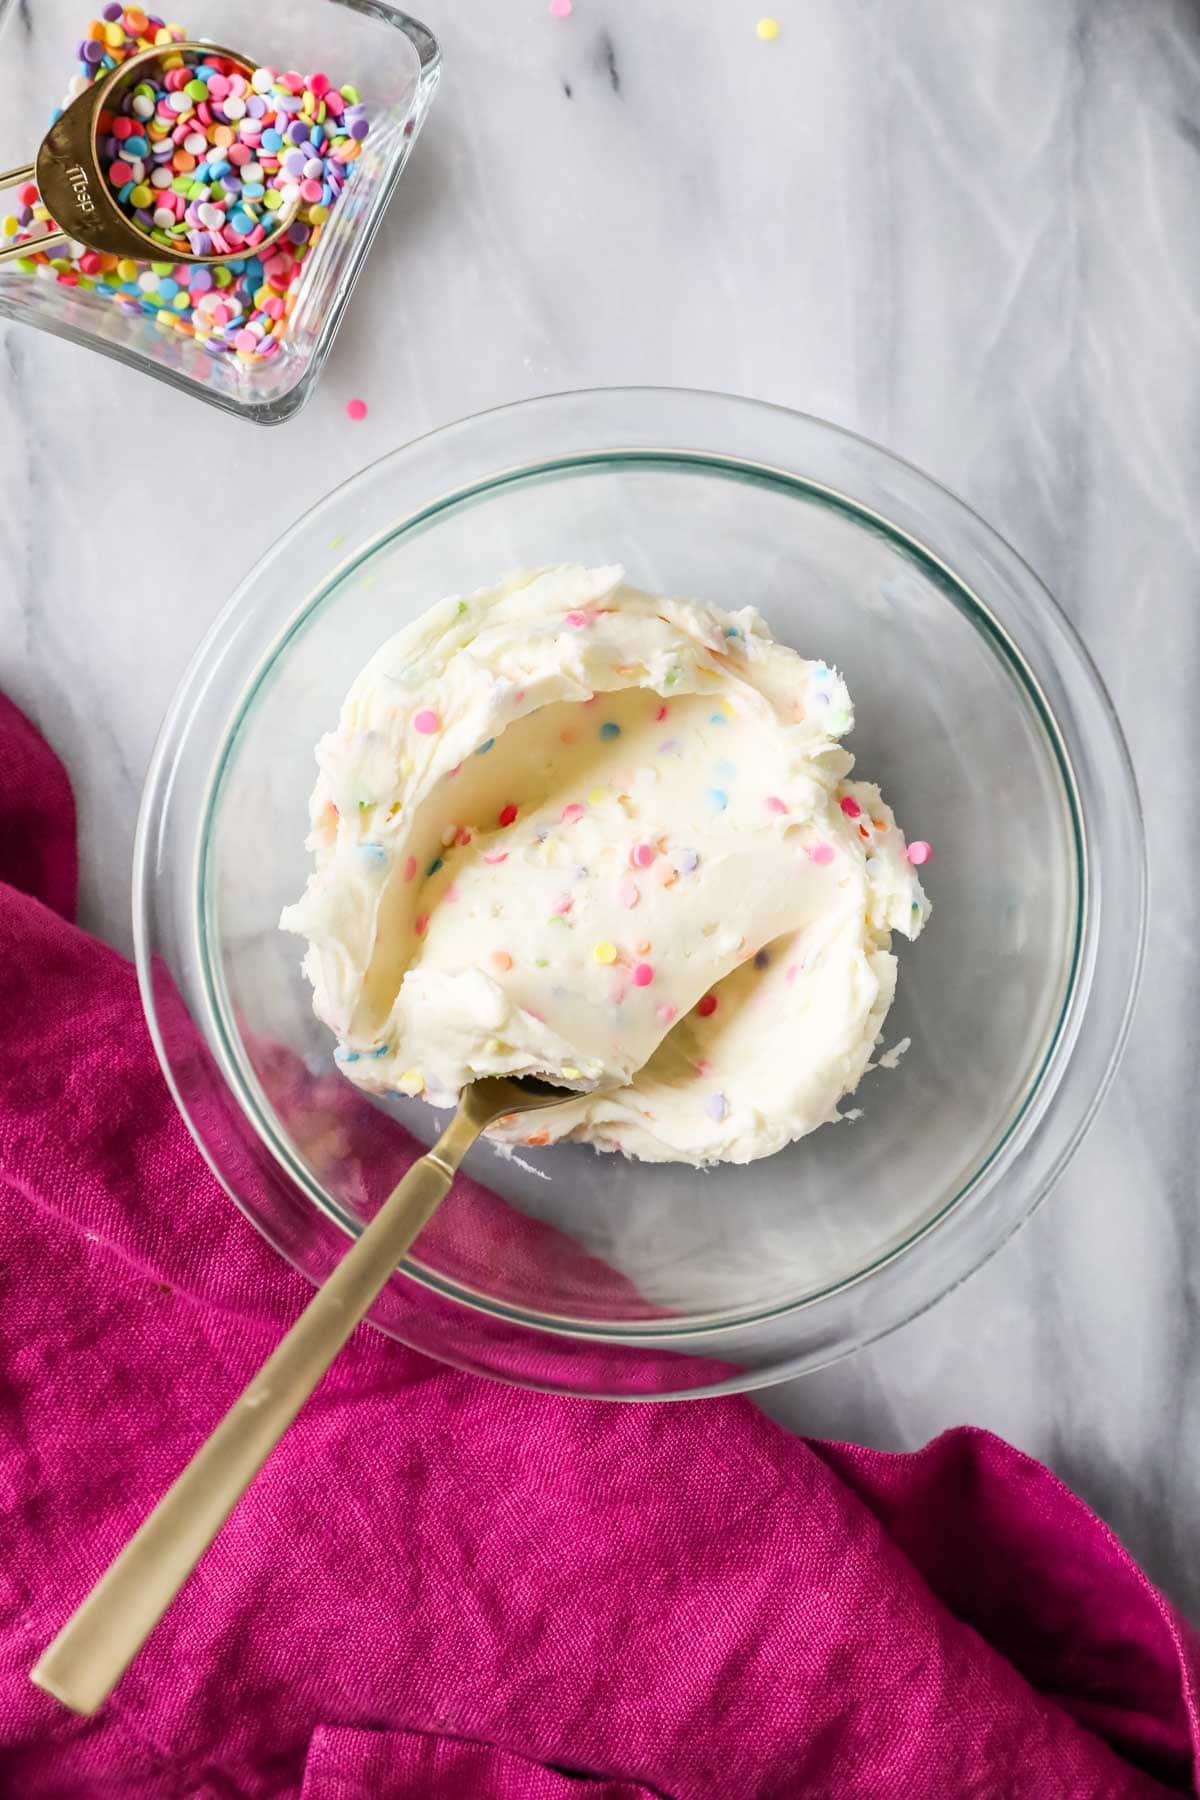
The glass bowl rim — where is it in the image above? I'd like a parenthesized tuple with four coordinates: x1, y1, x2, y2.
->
(134, 386, 1147, 1380)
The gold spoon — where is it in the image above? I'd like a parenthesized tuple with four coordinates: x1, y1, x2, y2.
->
(0, 41, 301, 268)
(30, 1075, 573, 1716)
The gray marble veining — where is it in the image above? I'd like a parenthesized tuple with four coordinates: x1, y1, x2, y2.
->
(2, 0, 1198, 1616)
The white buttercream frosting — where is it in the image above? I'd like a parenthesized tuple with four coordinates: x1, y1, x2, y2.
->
(281, 566, 930, 1165)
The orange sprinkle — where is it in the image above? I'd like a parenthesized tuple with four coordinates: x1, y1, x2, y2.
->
(490, 950, 513, 973)
(525, 1132, 550, 1147)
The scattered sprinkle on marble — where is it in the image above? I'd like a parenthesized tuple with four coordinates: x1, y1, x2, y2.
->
(705, 788, 728, 811)
(347, 399, 368, 422)
(552, 893, 573, 915)
(630, 843, 656, 868)
(766, 795, 788, 815)
(620, 879, 640, 910)
(633, 962, 655, 986)
(840, 795, 862, 819)
(907, 840, 932, 865)
(414, 709, 441, 735)
(810, 842, 835, 865)
(565, 610, 589, 627)
(655, 1002, 678, 1026)
(490, 950, 513, 972)
(677, 848, 700, 873)
(594, 940, 617, 964)
(561, 802, 585, 825)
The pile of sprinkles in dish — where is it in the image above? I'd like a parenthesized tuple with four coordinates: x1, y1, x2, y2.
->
(0, 10, 369, 365)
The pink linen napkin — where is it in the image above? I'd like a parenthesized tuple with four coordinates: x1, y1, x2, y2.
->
(1, 688, 1198, 1800)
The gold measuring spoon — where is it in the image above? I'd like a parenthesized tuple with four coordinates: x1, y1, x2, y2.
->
(0, 40, 301, 267)
(30, 1074, 575, 1716)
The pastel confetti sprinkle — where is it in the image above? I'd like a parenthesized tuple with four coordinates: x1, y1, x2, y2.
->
(754, 948, 771, 969)
(594, 940, 618, 965)
(706, 1093, 730, 1121)
(588, 788, 608, 806)
(396, 1068, 424, 1096)
(620, 879, 641, 910)
(561, 802, 586, 825)
(490, 950, 513, 972)
(427, 857, 443, 876)
(499, 803, 519, 827)
(414, 709, 441, 735)
(840, 796, 862, 819)
(766, 796, 789, 815)
(677, 849, 700, 874)
(347, 399, 368, 422)
(655, 1002, 678, 1027)
(907, 840, 932, 866)
(710, 712, 728, 726)
(565, 611, 589, 628)
(696, 994, 719, 1018)
(630, 843, 656, 869)
(655, 705, 669, 722)
(599, 721, 622, 740)
(756, 17, 779, 40)
(705, 789, 728, 811)
(560, 727, 579, 745)
(414, 913, 429, 938)
(403, 856, 417, 882)
(483, 851, 509, 865)
(552, 894, 573, 915)
(810, 842, 835, 866)
(476, 738, 495, 755)
(549, 0, 573, 14)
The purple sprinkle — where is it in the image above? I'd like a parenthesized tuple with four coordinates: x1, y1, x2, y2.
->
(246, 95, 267, 118)
(102, 1, 122, 17)
(349, 116, 370, 140)
(283, 149, 307, 176)
(754, 948, 770, 969)
(189, 267, 214, 292)
(705, 1093, 729, 1122)
(677, 849, 700, 873)
(16, 205, 31, 226)
(83, 40, 104, 63)
(287, 120, 310, 145)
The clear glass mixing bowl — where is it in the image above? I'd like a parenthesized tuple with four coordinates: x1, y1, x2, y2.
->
(134, 389, 1145, 1397)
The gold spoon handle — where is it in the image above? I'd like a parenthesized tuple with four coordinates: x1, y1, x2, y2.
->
(31, 1107, 483, 1717)
(0, 164, 66, 263)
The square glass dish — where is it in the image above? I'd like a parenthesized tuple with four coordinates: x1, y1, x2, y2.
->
(0, 0, 439, 423)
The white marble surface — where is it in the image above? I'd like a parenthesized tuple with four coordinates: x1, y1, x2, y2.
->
(2, 0, 1198, 1615)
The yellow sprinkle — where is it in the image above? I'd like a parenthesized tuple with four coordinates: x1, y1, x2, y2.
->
(103, 20, 125, 45)
(1, 216, 17, 238)
(562, 1067, 582, 1081)
(756, 16, 780, 40)
(587, 788, 607, 806)
(397, 1068, 424, 1096)
(594, 940, 617, 965)
(720, 699, 736, 719)
(117, 258, 138, 281)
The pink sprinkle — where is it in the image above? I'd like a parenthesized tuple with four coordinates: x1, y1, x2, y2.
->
(444, 883, 459, 902)
(552, 894, 573, 915)
(233, 328, 257, 354)
(403, 856, 417, 882)
(565, 611, 589, 628)
(633, 962, 655, 987)
(655, 704, 668, 722)
(786, 964, 798, 985)
(414, 913, 429, 938)
(655, 1002, 678, 1026)
(620, 879, 640, 910)
(766, 796, 789, 815)
(630, 843, 656, 869)
(907, 840, 932, 866)
(810, 843, 835, 866)
(561, 802, 586, 825)
(840, 795, 862, 819)
(549, 0, 572, 15)
(499, 803, 519, 828)
(413, 709, 441, 735)
(455, 827, 472, 846)
(483, 852, 509, 865)
(346, 398, 368, 422)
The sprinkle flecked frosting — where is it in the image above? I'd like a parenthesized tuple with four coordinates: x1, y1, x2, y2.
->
(0, 11, 369, 365)
(281, 566, 932, 1167)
